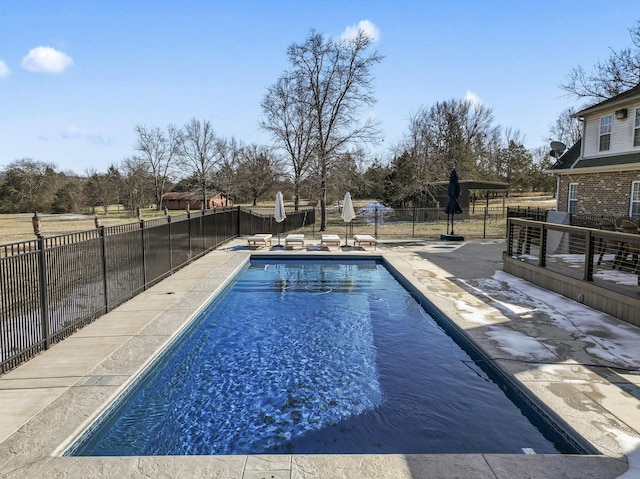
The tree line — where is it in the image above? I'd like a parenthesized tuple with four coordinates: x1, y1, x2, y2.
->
(2, 21, 639, 221)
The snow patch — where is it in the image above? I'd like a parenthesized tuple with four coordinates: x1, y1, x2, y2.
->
(473, 271, 640, 370)
(486, 329, 557, 360)
(603, 427, 640, 478)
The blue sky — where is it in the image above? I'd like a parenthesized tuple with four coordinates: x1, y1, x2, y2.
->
(1, 1, 638, 174)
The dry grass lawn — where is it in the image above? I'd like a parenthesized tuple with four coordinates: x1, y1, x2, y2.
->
(0, 210, 164, 244)
(0, 196, 555, 245)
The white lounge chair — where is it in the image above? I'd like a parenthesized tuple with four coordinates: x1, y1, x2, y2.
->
(285, 234, 305, 248)
(321, 234, 341, 248)
(246, 233, 272, 248)
(354, 234, 377, 250)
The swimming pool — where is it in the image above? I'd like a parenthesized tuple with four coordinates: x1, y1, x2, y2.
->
(68, 257, 581, 456)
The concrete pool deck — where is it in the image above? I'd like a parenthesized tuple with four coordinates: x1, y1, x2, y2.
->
(0, 238, 638, 478)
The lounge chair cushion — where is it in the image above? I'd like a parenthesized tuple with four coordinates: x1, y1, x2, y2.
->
(247, 234, 272, 247)
(354, 234, 377, 249)
(321, 234, 341, 246)
(285, 234, 305, 246)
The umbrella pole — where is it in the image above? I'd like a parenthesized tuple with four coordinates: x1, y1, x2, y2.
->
(345, 221, 348, 246)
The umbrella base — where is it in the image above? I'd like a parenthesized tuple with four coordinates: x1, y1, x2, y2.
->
(440, 233, 465, 241)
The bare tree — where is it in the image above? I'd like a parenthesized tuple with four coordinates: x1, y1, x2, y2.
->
(562, 21, 640, 103)
(260, 74, 316, 210)
(134, 124, 182, 210)
(212, 137, 241, 207)
(177, 118, 222, 209)
(119, 156, 154, 216)
(235, 144, 283, 206)
(547, 107, 581, 147)
(398, 99, 500, 204)
(0, 158, 57, 212)
(285, 29, 383, 229)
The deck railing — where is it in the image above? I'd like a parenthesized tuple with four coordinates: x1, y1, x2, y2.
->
(505, 217, 639, 324)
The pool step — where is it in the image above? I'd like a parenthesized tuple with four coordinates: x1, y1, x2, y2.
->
(235, 278, 371, 293)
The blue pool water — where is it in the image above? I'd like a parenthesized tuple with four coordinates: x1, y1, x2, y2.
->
(70, 258, 578, 456)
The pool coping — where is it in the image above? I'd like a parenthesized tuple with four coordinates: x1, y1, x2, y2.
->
(0, 239, 637, 478)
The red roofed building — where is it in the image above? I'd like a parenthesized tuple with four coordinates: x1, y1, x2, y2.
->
(161, 192, 233, 211)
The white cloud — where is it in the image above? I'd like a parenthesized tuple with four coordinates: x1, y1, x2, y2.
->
(465, 90, 483, 105)
(62, 126, 112, 146)
(341, 20, 380, 42)
(22, 46, 73, 73)
(0, 60, 10, 78)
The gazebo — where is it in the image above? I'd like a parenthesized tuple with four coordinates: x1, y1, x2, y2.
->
(430, 180, 510, 210)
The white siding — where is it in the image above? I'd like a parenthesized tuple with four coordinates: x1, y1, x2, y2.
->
(582, 101, 640, 158)
(582, 117, 601, 157)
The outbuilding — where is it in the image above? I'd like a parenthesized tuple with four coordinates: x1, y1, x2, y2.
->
(161, 192, 233, 211)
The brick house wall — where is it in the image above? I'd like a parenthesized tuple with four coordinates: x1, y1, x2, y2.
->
(557, 170, 637, 216)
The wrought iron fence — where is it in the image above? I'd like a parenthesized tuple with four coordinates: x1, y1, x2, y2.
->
(506, 206, 549, 222)
(282, 206, 510, 240)
(239, 206, 315, 236)
(0, 206, 314, 373)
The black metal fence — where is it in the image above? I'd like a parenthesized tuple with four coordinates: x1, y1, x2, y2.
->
(0, 206, 314, 373)
(265, 206, 511, 240)
(239, 206, 315, 237)
(506, 206, 549, 222)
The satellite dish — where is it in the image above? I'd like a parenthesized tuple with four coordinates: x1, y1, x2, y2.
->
(550, 141, 566, 155)
(549, 150, 557, 158)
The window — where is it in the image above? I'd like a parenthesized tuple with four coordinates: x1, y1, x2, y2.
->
(634, 109, 640, 147)
(631, 181, 640, 220)
(599, 115, 612, 151)
(568, 183, 578, 214)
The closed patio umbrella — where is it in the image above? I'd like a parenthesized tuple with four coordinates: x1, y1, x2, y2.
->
(442, 168, 464, 240)
(341, 192, 356, 246)
(274, 191, 286, 247)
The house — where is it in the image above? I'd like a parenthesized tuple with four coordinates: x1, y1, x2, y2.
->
(161, 191, 233, 211)
(551, 84, 640, 220)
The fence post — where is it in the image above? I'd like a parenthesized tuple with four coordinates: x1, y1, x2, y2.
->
(538, 223, 547, 267)
(98, 226, 109, 312)
(236, 206, 241, 238)
(167, 215, 173, 271)
(201, 210, 206, 252)
(140, 219, 147, 290)
(584, 230, 594, 281)
(187, 211, 192, 259)
(505, 208, 512, 238)
(36, 235, 50, 350)
(412, 207, 416, 238)
(483, 207, 487, 239)
(374, 207, 379, 238)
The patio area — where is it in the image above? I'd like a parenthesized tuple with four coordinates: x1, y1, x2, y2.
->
(0, 238, 638, 478)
